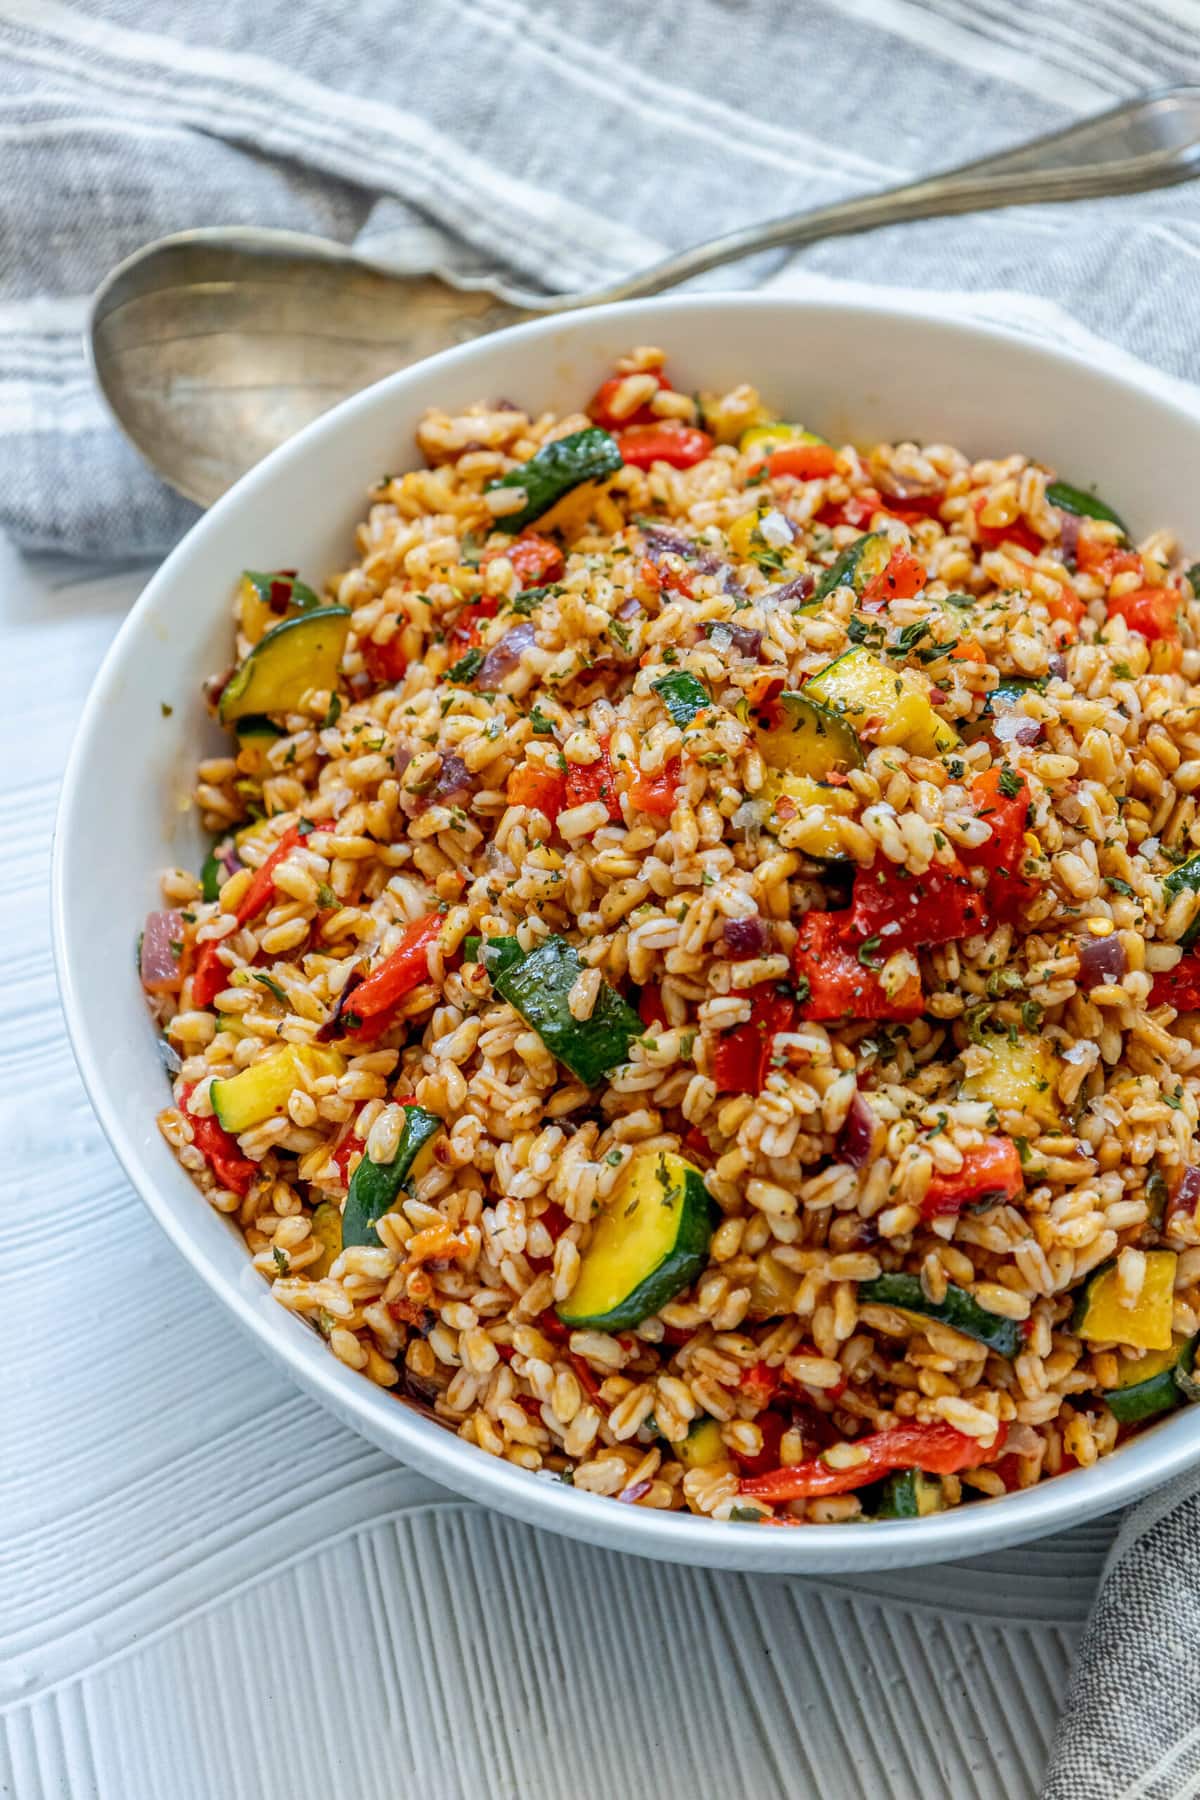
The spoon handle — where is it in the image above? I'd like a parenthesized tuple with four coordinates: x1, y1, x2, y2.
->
(593, 86, 1200, 305)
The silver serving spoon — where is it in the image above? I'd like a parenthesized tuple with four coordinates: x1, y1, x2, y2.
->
(91, 85, 1200, 508)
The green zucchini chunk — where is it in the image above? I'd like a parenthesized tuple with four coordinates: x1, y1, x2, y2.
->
(342, 1105, 443, 1249)
(235, 715, 288, 746)
(1103, 1336, 1197, 1426)
(1046, 480, 1127, 537)
(479, 935, 526, 979)
(652, 670, 711, 729)
(485, 427, 623, 533)
(219, 606, 351, 724)
(752, 689, 864, 776)
(491, 934, 640, 1085)
(873, 1468, 946, 1519)
(812, 531, 892, 602)
(200, 844, 224, 903)
(858, 1271, 1021, 1358)
(557, 1149, 718, 1330)
(1164, 853, 1200, 950)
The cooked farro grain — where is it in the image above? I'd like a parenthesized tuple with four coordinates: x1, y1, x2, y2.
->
(140, 356, 1200, 1527)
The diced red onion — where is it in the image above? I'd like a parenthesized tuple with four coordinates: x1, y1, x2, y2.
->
(1171, 1167, 1200, 1223)
(429, 751, 471, 805)
(1078, 933, 1127, 989)
(1047, 653, 1068, 679)
(477, 622, 535, 686)
(156, 1036, 183, 1076)
(393, 743, 414, 779)
(316, 968, 364, 1041)
(1057, 508, 1081, 566)
(724, 915, 769, 956)
(706, 620, 763, 659)
(217, 844, 243, 882)
(769, 571, 815, 607)
(837, 1092, 877, 1168)
(992, 711, 1042, 747)
(617, 596, 643, 621)
(618, 1480, 653, 1505)
(140, 910, 185, 993)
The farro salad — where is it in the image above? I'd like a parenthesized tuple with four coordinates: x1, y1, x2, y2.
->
(141, 348, 1200, 1526)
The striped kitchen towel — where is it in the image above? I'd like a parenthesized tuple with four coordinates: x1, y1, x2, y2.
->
(5, 0, 1200, 557)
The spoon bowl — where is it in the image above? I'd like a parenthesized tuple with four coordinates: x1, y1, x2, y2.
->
(90, 86, 1200, 506)
(90, 230, 533, 504)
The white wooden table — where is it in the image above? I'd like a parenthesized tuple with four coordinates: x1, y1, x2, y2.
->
(1, 539, 1119, 1800)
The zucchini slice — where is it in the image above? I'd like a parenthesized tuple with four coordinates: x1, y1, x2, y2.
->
(675, 1416, 729, 1469)
(1072, 1250, 1177, 1351)
(200, 843, 224, 903)
(307, 1201, 344, 1281)
(751, 689, 864, 776)
(653, 670, 711, 729)
(485, 427, 623, 534)
(1163, 852, 1200, 950)
(491, 935, 641, 1086)
(858, 1271, 1021, 1358)
(557, 1149, 718, 1330)
(812, 531, 892, 602)
(960, 1034, 1062, 1131)
(341, 1105, 443, 1249)
(220, 607, 351, 724)
(211, 1044, 345, 1134)
(479, 935, 525, 979)
(239, 570, 324, 644)
(1046, 480, 1127, 537)
(1103, 1334, 1197, 1425)
(761, 773, 856, 858)
(803, 646, 958, 757)
(873, 1468, 947, 1519)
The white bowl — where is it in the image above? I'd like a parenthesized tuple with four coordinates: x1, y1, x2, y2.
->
(54, 294, 1200, 1572)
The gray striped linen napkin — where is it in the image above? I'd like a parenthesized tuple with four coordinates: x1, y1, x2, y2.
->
(8, 2, 1200, 1793)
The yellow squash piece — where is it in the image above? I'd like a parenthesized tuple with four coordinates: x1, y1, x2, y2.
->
(961, 1035, 1062, 1131)
(803, 646, 958, 757)
(738, 421, 825, 458)
(306, 1201, 344, 1280)
(219, 607, 351, 724)
(762, 773, 857, 857)
(1075, 1250, 1178, 1351)
(675, 1417, 729, 1470)
(211, 1044, 345, 1134)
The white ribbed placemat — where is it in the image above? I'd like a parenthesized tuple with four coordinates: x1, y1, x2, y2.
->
(8, 277, 1199, 1800)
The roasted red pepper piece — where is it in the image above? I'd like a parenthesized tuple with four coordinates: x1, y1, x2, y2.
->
(1075, 535, 1141, 582)
(738, 1420, 1008, 1501)
(758, 442, 839, 481)
(348, 912, 443, 1023)
(971, 494, 1044, 556)
(486, 532, 565, 587)
(968, 768, 1030, 881)
(506, 760, 567, 820)
(616, 423, 714, 470)
(180, 1084, 257, 1197)
(361, 635, 409, 685)
(638, 983, 669, 1032)
(883, 490, 945, 526)
(1152, 951, 1200, 1010)
(332, 1130, 365, 1183)
(450, 594, 499, 647)
(850, 855, 987, 948)
(819, 487, 883, 530)
(792, 911, 923, 1022)
(731, 1408, 788, 1479)
(587, 371, 670, 430)
(193, 824, 309, 1006)
(921, 1136, 1024, 1220)
(564, 735, 623, 822)
(627, 758, 681, 818)
(861, 547, 927, 607)
(1107, 586, 1179, 643)
(713, 984, 796, 1093)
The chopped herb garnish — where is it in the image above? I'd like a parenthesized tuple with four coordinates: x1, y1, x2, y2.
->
(447, 647, 485, 684)
(856, 934, 883, 970)
(997, 767, 1022, 799)
(252, 973, 288, 1003)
